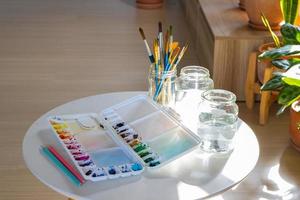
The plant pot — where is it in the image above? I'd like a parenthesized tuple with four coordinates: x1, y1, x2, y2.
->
(257, 42, 276, 83)
(290, 101, 300, 152)
(239, 0, 246, 10)
(245, 0, 283, 30)
(136, 0, 163, 9)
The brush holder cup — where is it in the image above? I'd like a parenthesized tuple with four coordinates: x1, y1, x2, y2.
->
(148, 65, 177, 108)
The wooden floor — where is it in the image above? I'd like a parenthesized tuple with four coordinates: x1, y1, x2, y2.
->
(0, 0, 299, 199)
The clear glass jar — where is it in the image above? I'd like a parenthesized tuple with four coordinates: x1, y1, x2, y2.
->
(148, 64, 177, 108)
(175, 66, 214, 131)
(197, 89, 239, 153)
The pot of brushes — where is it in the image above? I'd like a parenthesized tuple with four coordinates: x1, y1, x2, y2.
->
(138, 22, 188, 108)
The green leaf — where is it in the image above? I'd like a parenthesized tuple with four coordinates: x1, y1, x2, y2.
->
(271, 58, 300, 70)
(278, 85, 300, 105)
(282, 76, 300, 86)
(281, 23, 300, 45)
(258, 45, 300, 60)
(280, 0, 299, 25)
(261, 13, 281, 48)
(277, 94, 300, 115)
(261, 75, 284, 90)
(277, 104, 288, 115)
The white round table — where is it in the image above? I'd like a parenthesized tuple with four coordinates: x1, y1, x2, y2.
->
(23, 91, 259, 200)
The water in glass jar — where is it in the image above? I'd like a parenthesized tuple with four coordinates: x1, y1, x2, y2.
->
(197, 111, 237, 153)
(175, 89, 204, 132)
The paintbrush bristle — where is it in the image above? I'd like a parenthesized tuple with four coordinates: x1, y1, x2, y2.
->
(139, 27, 146, 40)
(158, 22, 162, 33)
(169, 25, 173, 35)
(184, 42, 189, 49)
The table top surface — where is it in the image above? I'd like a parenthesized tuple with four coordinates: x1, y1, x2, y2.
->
(22, 91, 259, 200)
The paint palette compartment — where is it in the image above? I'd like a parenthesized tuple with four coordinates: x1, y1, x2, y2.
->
(100, 95, 200, 169)
(48, 94, 200, 183)
(48, 113, 144, 182)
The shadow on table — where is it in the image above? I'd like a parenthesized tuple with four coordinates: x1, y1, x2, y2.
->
(220, 144, 300, 200)
(145, 149, 231, 185)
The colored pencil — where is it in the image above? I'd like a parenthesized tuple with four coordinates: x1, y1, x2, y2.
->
(48, 146, 85, 184)
(40, 146, 82, 187)
(139, 28, 155, 64)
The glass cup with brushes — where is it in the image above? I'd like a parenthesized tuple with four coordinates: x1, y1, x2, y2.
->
(139, 22, 188, 108)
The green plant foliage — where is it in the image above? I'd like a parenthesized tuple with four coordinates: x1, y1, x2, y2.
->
(261, 13, 281, 48)
(281, 23, 300, 44)
(280, 0, 299, 25)
(283, 76, 300, 86)
(278, 85, 300, 105)
(259, 45, 300, 60)
(261, 75, 284, 91)
(277, 105, 288, 115)
(271, 58, 300, 69)
(277, 93, 300, 115)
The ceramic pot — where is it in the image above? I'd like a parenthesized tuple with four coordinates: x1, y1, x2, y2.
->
(239, 0, 246, 10)
(136, 0, 163, 9)
(257, 42, 276, 83)
(290, 101, 300, 152)
(245, 0, 283, 30)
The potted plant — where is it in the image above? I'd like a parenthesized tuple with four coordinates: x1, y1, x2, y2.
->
(259, 24, 300, 151)
(245, 0, 283, 30)
(257, 0, 299, 83)
(239, 0, 246, 10)
(136, 0, 163, 9)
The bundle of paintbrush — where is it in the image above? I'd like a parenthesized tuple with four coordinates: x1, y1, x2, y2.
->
(139, 22, 188, 106)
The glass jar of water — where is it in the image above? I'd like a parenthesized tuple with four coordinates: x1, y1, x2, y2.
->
(175, 66, 214, 131)
(197, 89, 238, 153)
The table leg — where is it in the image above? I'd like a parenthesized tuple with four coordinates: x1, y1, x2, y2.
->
(259, 66, 273, 125)
(245, 52, 258, 110)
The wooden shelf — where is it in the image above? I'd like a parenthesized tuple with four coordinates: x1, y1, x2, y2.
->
(181, 0, 277, 100)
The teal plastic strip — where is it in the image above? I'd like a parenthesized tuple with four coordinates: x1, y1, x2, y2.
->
(41, 146, 81, 187)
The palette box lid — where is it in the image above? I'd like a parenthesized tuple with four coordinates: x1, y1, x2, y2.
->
(98, 94, 200, 169)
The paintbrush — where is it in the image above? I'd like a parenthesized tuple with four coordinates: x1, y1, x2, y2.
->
(158, 22, 163, 68)
(169, 25, 173, 45)
(153, 47, 181, 100)
(167, 26, 173, 67)
(164, 28, 169, 69)
(139, 27, 155, 64)
(172, 42, 189, 70)
(168, 46, 181, 69)
(153, 39, 160, 87)
(171, 42, 178, 51)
